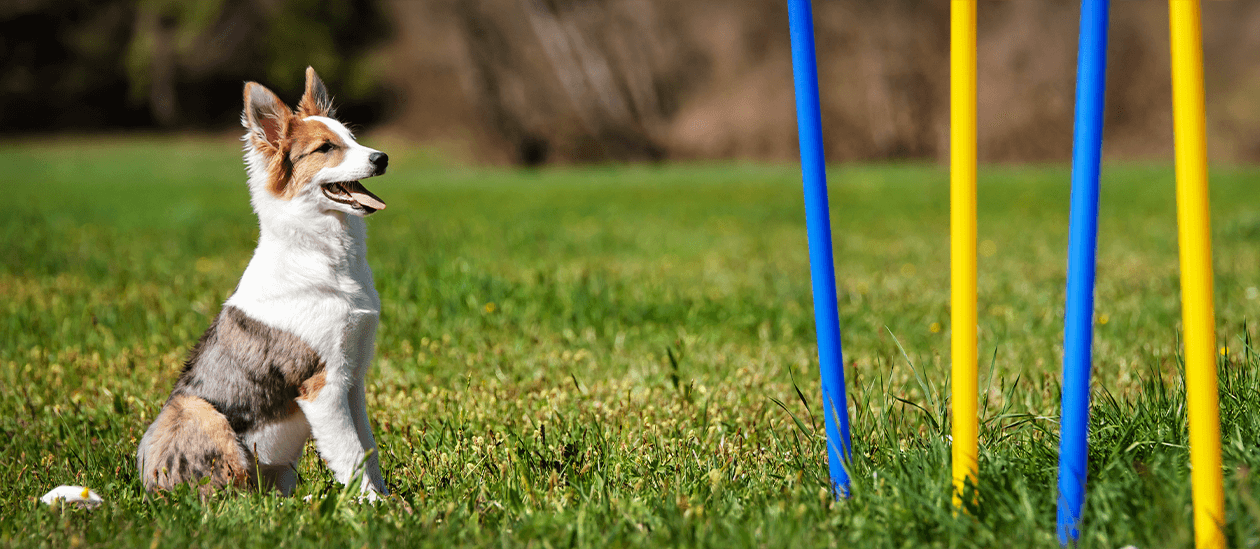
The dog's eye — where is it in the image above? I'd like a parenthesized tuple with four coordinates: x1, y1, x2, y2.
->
(315, 142, 334, 154)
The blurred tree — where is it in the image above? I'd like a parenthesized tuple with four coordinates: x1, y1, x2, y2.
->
(441, 0, 704, 164)
(1, 0, 143, 130)
(9, 1, 1260, 163)
(0, 0, 391, 131)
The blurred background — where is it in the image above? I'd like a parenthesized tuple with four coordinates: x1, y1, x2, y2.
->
(6, 0, 1260, 166)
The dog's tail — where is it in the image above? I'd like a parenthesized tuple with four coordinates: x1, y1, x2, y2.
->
(136, 394, 250, 494)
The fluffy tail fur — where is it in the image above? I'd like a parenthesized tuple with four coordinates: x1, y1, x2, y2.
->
(137, 394, 250, 494)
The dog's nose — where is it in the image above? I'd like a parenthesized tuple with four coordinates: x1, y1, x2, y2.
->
(369, 152, 388, 174)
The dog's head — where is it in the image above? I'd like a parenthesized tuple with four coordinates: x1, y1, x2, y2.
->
(241, 67, 387, 217)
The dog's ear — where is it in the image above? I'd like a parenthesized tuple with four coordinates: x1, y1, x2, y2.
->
(296, 66, 334, 118)
(242, 82, 292, 150)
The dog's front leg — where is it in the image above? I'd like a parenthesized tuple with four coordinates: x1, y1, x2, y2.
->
(347, 306, 386, 496)
(299, 377, 387, 498)
(349, 379, 386, 494)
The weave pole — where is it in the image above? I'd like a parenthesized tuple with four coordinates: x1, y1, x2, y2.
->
(1169, 2, 1225, 547)
(1056, 0, 1110, 543)
(949, 0, 978, 510)
(786, 0, 853, 498)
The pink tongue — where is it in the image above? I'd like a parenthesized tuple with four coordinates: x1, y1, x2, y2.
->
(343, 181, 386, 210)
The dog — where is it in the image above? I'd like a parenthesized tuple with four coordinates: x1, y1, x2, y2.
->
(137, 67, 390, 499)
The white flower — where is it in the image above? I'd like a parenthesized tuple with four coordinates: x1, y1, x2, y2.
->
(41, 486, 103, 510)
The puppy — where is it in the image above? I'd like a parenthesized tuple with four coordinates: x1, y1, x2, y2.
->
(137, 67, 390, 499)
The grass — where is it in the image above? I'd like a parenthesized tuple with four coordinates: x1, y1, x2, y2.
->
(1, 135, 1259, 548)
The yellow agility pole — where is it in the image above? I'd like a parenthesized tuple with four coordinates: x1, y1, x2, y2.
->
(1169, 2, 1226, 547)
(950, 0, 978, 510)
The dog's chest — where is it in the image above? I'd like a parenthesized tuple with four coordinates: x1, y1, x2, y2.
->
(226, 243, 379, 368)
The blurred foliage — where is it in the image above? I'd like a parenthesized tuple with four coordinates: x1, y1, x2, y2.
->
(9, 1, 1260, 165)
(0, 0, 391, 131)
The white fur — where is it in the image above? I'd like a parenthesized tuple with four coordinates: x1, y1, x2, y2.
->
(242, 412, 310, 469)
(226, 116, 388, 497)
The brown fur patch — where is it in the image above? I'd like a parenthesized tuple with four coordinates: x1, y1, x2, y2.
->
(276, 119, 348, 199)
(264, 143, 294, 198)
(297, 370, 326, 401)
(243, 82, 296, 198)
(138, 395, 249, 494)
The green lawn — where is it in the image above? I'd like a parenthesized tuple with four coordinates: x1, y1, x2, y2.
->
(1, 136, 1259, 548)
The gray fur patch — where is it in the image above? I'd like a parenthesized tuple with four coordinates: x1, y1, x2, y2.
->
(172, 305, 326, 434)
(137, 306, 327, 493)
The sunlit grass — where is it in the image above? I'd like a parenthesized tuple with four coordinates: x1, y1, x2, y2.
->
(1, 137, 1259, 547)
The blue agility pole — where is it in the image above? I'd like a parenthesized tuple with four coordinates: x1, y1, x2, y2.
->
(1057, 0, 1110, 543)
(786, 0, 853, 498)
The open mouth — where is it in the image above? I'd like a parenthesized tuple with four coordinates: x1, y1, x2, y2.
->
(321, 181, 387, 214)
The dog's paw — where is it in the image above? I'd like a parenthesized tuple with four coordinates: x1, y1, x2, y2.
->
(41, 486, 103, 510)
